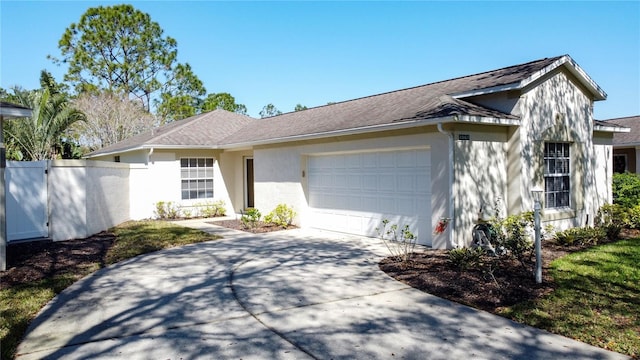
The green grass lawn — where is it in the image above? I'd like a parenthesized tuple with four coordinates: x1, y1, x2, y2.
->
(499, 237, 640, 357)
(0, 220, 219, 360)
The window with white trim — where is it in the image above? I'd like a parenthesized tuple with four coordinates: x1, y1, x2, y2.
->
(544, 142, 570, 209)
(181, 158, 214, 200)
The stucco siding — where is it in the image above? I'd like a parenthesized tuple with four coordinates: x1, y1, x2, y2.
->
(517, 69, 599, 230)
(49, 160, 130, 240)
(452, 130, 508, 247)
(251, 130, 450, 246)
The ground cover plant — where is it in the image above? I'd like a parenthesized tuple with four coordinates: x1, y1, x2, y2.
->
(0, 220, 219, 360)
(380, 230, 640, 358)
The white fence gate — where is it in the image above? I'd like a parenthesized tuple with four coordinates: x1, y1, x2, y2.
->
(6, 161, 48, 241)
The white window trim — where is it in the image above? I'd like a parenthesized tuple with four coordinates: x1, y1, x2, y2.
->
(543, 142, 571, 210)
(180, 157, 215, 201)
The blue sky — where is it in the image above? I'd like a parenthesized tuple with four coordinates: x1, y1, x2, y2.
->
(1, 1, 638, 119)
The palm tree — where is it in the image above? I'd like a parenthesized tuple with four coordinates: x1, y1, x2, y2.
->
(4, 88, 85, 160)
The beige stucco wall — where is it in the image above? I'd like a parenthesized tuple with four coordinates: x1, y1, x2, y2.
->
(219, 149, 253, 214)
(513, 68, 606, 231)
(49, 160, 130, 241)
(251, 128, 452, 248)
(450, 125, 509, 247)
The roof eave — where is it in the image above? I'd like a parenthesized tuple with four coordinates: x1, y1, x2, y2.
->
(594, 125, 631, 133)
(451, 55, 607, 101)
(85, 144, 221, 158)
(221, 116, 458, 149)
(455, 115, 520, 126)
(221, 115, 520, 149)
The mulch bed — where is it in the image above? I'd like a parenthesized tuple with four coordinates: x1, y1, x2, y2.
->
(379, 229, 639, 313)
(208, 219, 298, 234)
(1, 231, 116, 290)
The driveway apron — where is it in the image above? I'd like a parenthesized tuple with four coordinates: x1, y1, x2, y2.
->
(16, 220, 629, 359)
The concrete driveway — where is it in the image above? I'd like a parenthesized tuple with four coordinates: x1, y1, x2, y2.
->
(16, 219, 628, 359)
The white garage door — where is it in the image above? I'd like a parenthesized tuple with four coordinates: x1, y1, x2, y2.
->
(308, 149, 432, 246)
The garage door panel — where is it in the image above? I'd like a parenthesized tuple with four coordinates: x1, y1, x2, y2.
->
(309, 149, 432, 245)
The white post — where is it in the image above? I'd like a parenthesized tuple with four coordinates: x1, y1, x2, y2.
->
(533, 190, 542, 284)
(1, 115, 6, 271)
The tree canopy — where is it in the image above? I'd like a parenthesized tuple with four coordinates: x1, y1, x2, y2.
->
(72, 91, 157, 150)
(201, 93, 248, 115)
(259, 103, 282, 118)
(50, 4, 204, 121)
(3, 87, 85, 160)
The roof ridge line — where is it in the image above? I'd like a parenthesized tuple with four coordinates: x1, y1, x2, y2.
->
(271, 55, 564, 117)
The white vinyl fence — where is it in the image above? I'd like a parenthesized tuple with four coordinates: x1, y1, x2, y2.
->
(6, 160, 132, 242)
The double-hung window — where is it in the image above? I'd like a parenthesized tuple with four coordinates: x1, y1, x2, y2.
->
(544, 142, 570, 209)
(181, 158, 214, 200)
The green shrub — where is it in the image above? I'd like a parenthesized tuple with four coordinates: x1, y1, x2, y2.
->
(199, 200, 227, 218)
(491, 212, 534, 264)
(264, 204, 296, 228)
(154, 201, 181, 219)
(448, 247, 485, 271)
(554, 227, 606, 246)
(612, 172, 640, 208)
(626, 205, 640, 229)
(241, 208, 262, 229)
(596, 204, 626, 240)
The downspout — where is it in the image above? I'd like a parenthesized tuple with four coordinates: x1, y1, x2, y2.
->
(437, 122, 455, 248)
(147, 147, 154, 165)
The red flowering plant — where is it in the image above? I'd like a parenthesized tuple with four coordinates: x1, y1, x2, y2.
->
(434, 218, 451, 235)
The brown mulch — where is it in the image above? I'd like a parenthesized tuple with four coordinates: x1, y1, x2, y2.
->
(208, 219, 298, 234)
(1, 231, 116, 290)
(379, 229, 639, 313)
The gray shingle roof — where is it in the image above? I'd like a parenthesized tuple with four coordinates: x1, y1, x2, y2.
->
(87, 109, 255, 157)
(88, 54, 607, 156)
(605, 115, 640, 145)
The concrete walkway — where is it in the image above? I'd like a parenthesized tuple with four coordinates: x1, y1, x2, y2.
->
(16, 219, 629, 359)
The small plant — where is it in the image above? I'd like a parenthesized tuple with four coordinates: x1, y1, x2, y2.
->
(595, 204, 626, 240)
(264, 204, 296, 228)
(376, 219, 417, 264)
(154, 201, 181, 219)
(199, 200, 227, 218)
(241, 208, 262, 229)
(448, 247, 485, 271)
(490, 211, 534, 267)
(554, 227, 606, 246)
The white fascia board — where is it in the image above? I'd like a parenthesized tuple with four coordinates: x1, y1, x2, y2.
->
(85, 144, 220, 158)
(221, 116, 456, 149)
(450, 83, 522, 99)
(455, 115, 521, 126)
(451, 56, 607, 102)
(84, 146, 145, 159)
(594, 124, 631, 133)
(520, 56, 607, 101)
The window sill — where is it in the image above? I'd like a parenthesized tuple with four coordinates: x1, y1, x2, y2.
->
(542, 207, 575, 221)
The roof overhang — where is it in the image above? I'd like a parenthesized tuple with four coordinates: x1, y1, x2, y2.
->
(451, 55, 607, 101)
(221, 115, 520, 150)
(0, 102, 32, 119)
(85, 144, 221, 158)
(594, 123, 630, 133)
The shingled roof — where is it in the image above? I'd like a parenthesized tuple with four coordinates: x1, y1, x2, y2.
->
(88, 109, 255, 157)
(605, 115, 640, 146)
(87, 55, 608, 157)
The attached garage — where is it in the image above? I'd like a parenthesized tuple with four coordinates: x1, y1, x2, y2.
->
(307, 149, 432, 246)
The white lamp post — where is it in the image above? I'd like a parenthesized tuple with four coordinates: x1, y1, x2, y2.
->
(1, 102, 32, 271)
(531, 186, 543, 284)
